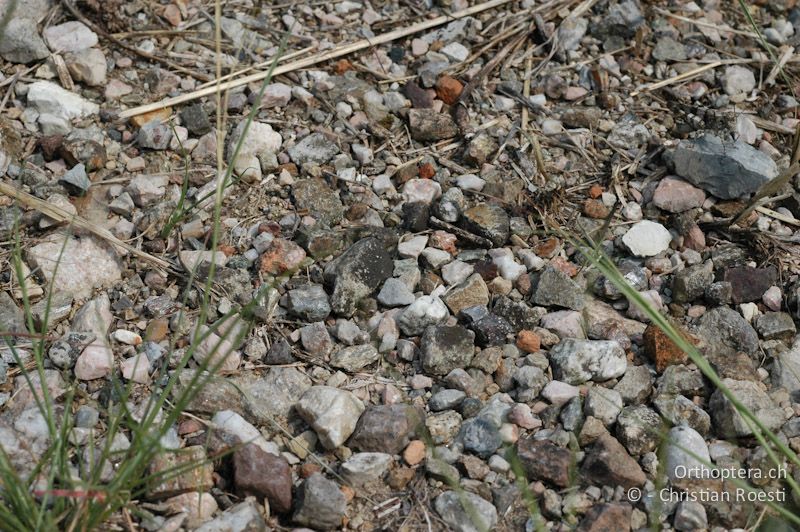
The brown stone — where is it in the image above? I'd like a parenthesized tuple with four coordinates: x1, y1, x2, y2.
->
(583, 198, 610, 219)
(130, 107, 173, 128)
(588, 184, 603, 199)
(388, 467, 416, 489)
(581, 433, 646, 489)
(259, 238, 307, 275)
(516, 438, 573, 488)
(418, 162, 435, 179)
(145, 317, 169, 342)
(643, 323, 697, 372)
(533, 237, 560, 258)
(435, 75, 463, 105)
(576, 503, 632, 532)
(233, 443, 293, 513)
(403, 440, 426, 465)
(516, 330, 541, 353)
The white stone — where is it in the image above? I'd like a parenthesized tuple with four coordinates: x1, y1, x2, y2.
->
(27, 81, 98, 122)
(228, 121, 282, 182)
(440, 42, 469, 62)
(517, 249, 546, 271)
(455, 173, 485, 191)
(441, 260, 473, 286)
(261, 83, 292, 108)
(397, 235, 428, 259)
(397, 295, 449, 336)
(113, 329, 142, 346)
(489, 248, 526, 281)
(622, 220, 672, 257)
(65, 48, 107, 86)
(295, 386, 365, 449)
(44, 21, 98, 53)
(402, 179, 441, 205)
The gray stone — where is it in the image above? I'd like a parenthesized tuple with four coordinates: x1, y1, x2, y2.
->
(672, 263, 714, 303)
(420, 325, 475, 375)
(324, 238, 393, 317)
(43, 21, 98, 53)
(59, 163, 90, 196)
(179, 104, 212, 135)
(288, 132, 339, 165)
(138, 121, 173, 150)
(652, 36, 687, 61)
(549, 339, 627, 384)
(613, 365, 652, 404)
(664, 425, 709, 483)
(293, 178, 345, 226)
(377, 278, 415, 307)
(532, 265, 585, 310)
(434, 490, 498, 532)
(65, 48, 107, 86)
(755, 312, 796, 341)
(196, 499, 266, 532)
(672, 134, 779, 199)
(709, 379, 785, 437)
(0, 18, 49, 63)
(584, 386, 623, 425)
(430, 389, 467, 411)
(653, 393, 711, 435)
(330, 344, 379, 372)
(460, 417, 502, 458)
(293, 473, 346, 530)
(295, 386, 364, 449)
(245, 367, 312, 419)
(287, 284, 331, 321)
(772, 339, 800, 397)
(408, 109, 458, 141)
(696, 306, 758, 358)
(674, 501, 708, 532)
(0, 292, 28, 339)
(349, 404, 422, 454)
(341, 452, 392, 486)
(615, 405, 662, 455)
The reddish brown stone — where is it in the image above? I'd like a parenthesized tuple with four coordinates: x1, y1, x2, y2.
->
(517, 438, 573, 488)
(533, 237, 560, 258)
(259, 238, 306, 275)
(435, 75, 463, 105)
(588, 184, 604, 199)
(516, 330, 541, 353)
(233, 444, 292, 513)
(581, 433, 646, 489)
(576, 503, 632, 532)
(643, 323, 696, 372)
(583, 198, 610, 219)
(682, 223, 706, 251)
(550, 256, 579, 277)
(418, 162, 436, 179)
(298, 463, 321, 478)
(333, 59, 353, 74)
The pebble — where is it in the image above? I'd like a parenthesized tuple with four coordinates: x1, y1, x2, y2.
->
(292, 473, 347, 530)
(295, 386, 365, 449)
(622, 220, 672, 257)
(43, 21, 98, 53)
(435, 491, 498, 532)
(549, 339, 627, 384)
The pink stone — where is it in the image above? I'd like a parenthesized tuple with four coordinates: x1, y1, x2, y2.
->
(652, 176, 705, 213)
(763, 286, 782, 311)
(402, 178, 442, 205)
(74, 342, 113, 380)
(682, 224, 706, 251)
(121, 354, 151, 383)
(508, 403, 542, 429)
(564, 86, 588, 100)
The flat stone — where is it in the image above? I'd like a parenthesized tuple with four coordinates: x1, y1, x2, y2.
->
(581, 433, 646, 488)
(233, 443, 292, 513)
(27, 81, 98, 123)
(27, 234, 122, 299)
(341, 452, 393, 486)
(652, 177, 706, 213)
(288, 132, 339, 165)
(517, 438, 573, 487)
(532, 265, 585, 310)
(377, 278, 416, 307)
(622, 220, 672, 257)
(330, 344, 379, 372)
(442, 273, 489, 315)
(293, 178, 345, 226)
(0, 18, 49, 63)
(324, 237, 393, 317)
(724, 265, 777, 304)
(709, 378, 785, 437)
(287, 284, 331, 321)
(462, 203, 510, 247)
(420, 325, 476, 375)
(349, 404, 422, 454)
(408, 109, 458, 141)
(672, 134, 778, 199)
(43, 21, 98, 53)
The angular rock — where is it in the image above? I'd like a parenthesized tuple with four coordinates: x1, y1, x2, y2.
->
(462, 203, 510, 247)
(296, 386, 364, 449)
(408, 109, 458, 141)
(434, 490, 498, 532)
(293, 473, 346, 530)
(517, 438, 573, 487)
(288, 132, 339, 165)
(420, 325, 475, 375)
(672, 134, 779, 199)
(341, 452, 392, 486)
(27, 81, 98, 123)
(615, 405, 662, 455)
(233, 443, 292, 513)
(293, 178, 345, 226)
(324, 237, 393, 317)
(287, 284, 331, 321)
(397, 295, 449, 336)
(330, 344, 379, 372)
(442, 273, 489, 315)
(581, 433, 646, 488)
(43, 21, 98, 52)
(724, 266, 777, 304)
(532, 265, 584, 310)
(709, 379, 785, 437)
(348, 404, 421, 454)
(0, 18, 49, 63)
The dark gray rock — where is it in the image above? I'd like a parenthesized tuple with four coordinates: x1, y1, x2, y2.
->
(460, 417, 502, 458)
(420, 325, 476, 375)
(408, 109, 458, 141)
(179, 104, 212, 135)
(696, 306, 758, 358)
(324, 237, 393, 317)
(430, 389, 467, 411)
(532, 265, 585, 310)
(615, 405, 663, 455)
(671, 134, 779, 199)
(59, 163, 91, 196)
(287, 283, 331, 321)
(671, 263, 713, 304)
(293, 178, 345, 226)
(348, 404, 422, 454)
(293, 473, 346, 530)
(755, 312, 796, 341)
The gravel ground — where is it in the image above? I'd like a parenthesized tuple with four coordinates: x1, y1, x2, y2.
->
(2, 0, 800, 530)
